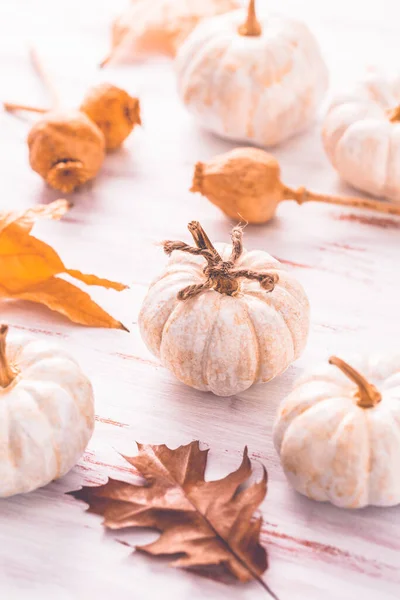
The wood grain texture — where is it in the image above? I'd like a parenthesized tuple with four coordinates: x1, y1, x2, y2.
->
(1, 1, 400, 599)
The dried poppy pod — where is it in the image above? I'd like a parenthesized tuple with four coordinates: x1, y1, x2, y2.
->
(4, 48, 140, 192)
(191, 147, 400, 223)
(80, 83, 141, 150)
(27, 110, 105, 193)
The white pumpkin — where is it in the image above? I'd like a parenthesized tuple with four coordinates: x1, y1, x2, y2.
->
(322, 69, 400, 200)
(274, 355, 400, 509)
(0, 325, 94, 497)
(176, 0, 328, 147)
(139, 222, 309, 396)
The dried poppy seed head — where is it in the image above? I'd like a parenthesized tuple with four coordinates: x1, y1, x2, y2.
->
(46, 160, 89, 194)
(191, 147, 284, 224)
(27, 110, 105, 193)
(80, 83, 141, 150)
(191, 146, 400, 224)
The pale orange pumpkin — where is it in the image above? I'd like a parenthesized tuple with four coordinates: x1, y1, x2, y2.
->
(101, 0, 239, 66)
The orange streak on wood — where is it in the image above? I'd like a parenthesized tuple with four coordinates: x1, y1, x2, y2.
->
(336, 214, 400, 229)
(81, 451, 141, 477)
(320, 242, 366, 252)
(113, 352, 158, 367)
(273, 257, 313, 269)
(95, 415, 129, 428)
(262, 528, 400, 581)
(9, 324, 67, 337)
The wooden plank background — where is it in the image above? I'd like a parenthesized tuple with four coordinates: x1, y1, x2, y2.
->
(1, 1, 399, 598)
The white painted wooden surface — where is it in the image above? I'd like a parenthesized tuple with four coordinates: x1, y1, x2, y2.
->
(1, 1, 400, 599)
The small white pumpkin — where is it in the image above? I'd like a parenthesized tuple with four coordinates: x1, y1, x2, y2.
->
(176, 0, 328, 147)
(0, 325, 94, 497)
(274, 355, 400, 509)
(322, 69, 400, 200)
(139, 222, 309, 396)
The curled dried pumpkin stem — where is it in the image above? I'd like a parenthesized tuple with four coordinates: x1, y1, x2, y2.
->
(0, 325, 18, 388)
(329, 356, 382, 408)
(163, 221, 278, 299)
(238, 0, 262, 37)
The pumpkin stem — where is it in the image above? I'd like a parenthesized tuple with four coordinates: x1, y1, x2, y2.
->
(387, 105, 400, 123)
(329, 356, 382, 408)
(0, 325, 18, 389)
(238, 0, 262, 37)
(163, 222, 278, 300)
(187, 220, 221, 258)
(284, 185, 400, 217)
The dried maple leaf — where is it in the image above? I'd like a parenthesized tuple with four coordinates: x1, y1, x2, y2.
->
(70, 441, 277, 598)
(101, 0, 239, 66)
(0, 200, 128, 330)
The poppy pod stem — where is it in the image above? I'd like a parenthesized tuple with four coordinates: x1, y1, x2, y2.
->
(29, 46, 60, 109)
(3, 46, 60, 115)
(283, 185, 400, 217)
(3, 102, 48, 114)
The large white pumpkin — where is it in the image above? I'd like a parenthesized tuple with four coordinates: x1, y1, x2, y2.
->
(274, 355, 400, 509)
(322, 69, 400, 200)
(176, 0, 328, 146)
(139, 222, 309, 396)
(0, 325, 94, 497)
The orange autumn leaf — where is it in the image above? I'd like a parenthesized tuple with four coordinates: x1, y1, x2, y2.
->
(65, 270, 127, 291)
(1, 223, 65, 291)
(0, 278, 127, 331)
(0, 199, 70, 234)
(0, 200, 128, 330)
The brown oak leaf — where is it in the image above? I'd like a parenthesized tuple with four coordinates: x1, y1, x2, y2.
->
(70, 441, 277, 598)
(0, 199, 128, 330)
